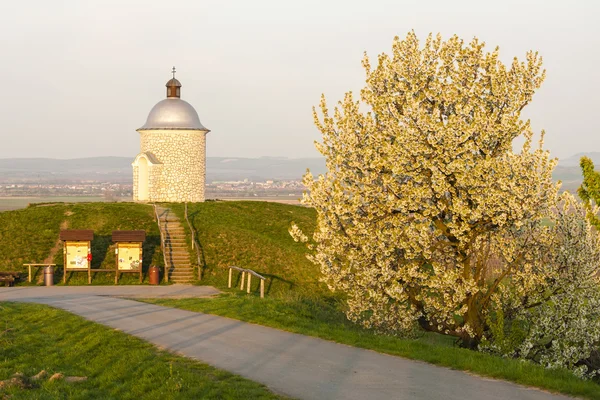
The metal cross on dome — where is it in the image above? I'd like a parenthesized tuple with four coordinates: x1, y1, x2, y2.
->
(172, 66, 176, 79)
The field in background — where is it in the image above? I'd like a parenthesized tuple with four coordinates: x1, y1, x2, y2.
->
(0, 197, 112, 211)
(0, 196, 300, 212)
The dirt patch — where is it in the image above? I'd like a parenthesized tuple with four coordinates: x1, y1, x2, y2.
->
(36, 220, 69, 283)
(43, 220, 68, 265)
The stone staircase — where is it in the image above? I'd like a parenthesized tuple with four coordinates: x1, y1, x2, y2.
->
(156, 206, 195, 283)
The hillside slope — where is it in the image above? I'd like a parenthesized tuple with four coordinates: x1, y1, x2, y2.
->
(0, 203, 163, 284)
(170, 201, 323, 296)
(0, 201, 319, 291)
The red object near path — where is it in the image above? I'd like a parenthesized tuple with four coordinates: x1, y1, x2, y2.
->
(149, 266, 160, 285)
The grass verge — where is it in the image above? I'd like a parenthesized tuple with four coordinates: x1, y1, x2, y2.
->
(141, 293, 600, 400)
(0, 301, 287, 400)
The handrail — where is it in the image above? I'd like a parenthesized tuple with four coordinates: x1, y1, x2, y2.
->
(184, 202, 203, 280)
(153, 203, 169, 283)
(228, 266, 266, 298)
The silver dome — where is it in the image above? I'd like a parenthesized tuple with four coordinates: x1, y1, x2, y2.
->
(137, 98, 209, 131)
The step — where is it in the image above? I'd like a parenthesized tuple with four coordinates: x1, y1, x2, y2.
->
(170, 270, 194, 275)
(170, 270, 194, 274)
(167, 252, 190, 257)
(167, 265, 192, 270)
(164, 243, 187, 247)
(166, 259, 191, 265)
(166, 261, 191, 266)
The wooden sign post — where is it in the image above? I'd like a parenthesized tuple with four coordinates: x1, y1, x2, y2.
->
(113, 230, 145, 284)
(60, 230, 94, 284)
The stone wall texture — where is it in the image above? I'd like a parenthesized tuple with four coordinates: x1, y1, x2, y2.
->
(133, 130, 206, 202)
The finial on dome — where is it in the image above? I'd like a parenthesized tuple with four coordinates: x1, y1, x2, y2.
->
(166, 67, 182, 98)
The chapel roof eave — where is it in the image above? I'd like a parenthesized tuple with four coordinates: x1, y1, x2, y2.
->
(136, 127, 211, 133)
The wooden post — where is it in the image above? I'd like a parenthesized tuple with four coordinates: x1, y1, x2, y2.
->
(63, 244, 67, 284)
(115, 247, 119, 284)
(228, 268, 232, 288)
(240, 271, 245, 290)
(260, 278, 264, 298)
(139, 245, 142, 283)
(88, 240, 92, 285)
(28, 265, 32, 283)
(247, 273, 251, 294)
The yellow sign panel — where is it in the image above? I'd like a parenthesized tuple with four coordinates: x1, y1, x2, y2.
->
(117, 243, 142, 271)
(65, 241, 89, 269)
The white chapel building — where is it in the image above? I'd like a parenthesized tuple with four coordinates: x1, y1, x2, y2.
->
(132, 70, 210, 203)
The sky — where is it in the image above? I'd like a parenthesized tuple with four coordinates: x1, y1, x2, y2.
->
(0, 0, 598, 160)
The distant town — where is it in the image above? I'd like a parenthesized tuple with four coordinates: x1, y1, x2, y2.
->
(0, 179, 305, 200)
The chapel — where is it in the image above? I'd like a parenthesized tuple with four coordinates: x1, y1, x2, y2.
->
(132, 68, 210, 202)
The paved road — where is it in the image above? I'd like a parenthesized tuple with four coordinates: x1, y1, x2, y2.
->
(0, 286, 572, 400)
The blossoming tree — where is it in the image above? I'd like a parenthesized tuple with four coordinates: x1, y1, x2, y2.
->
(292, 32, 560, 348)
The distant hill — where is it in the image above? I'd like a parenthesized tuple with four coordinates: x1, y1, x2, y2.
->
(207, 157, 326, 181)
(0, 156, 327, 183)
(557, 152, 600, 167)
(1, 153, 598, 192)
(553, 152, 600, 192)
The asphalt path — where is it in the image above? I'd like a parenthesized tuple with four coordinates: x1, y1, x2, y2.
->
(0, 286, 573, 400)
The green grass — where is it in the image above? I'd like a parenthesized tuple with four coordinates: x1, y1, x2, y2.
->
(2, 200, 600, 398)
(0, 302, 287, 400)
(0, 202, 164, 285)
(168, 201, 324, 296)
(142, 293, 600, 399)
(0, 204, 70, 271)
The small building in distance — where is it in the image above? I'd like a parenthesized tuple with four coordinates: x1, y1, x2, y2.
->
(132, 68, 210, 202)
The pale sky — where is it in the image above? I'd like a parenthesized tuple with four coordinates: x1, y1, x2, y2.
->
(0, 0, 597, 160)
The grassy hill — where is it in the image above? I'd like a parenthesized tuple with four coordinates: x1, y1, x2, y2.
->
(168, 201, 323, 296)
(0, 202, 163, 284)
(0, 200, 316, 290)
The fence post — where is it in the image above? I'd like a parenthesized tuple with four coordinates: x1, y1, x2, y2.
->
(228, 268, 232, 288)
(260, 278, 264, 298)
(247, 273, 252, 293)
(240, 271, 245, 290)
